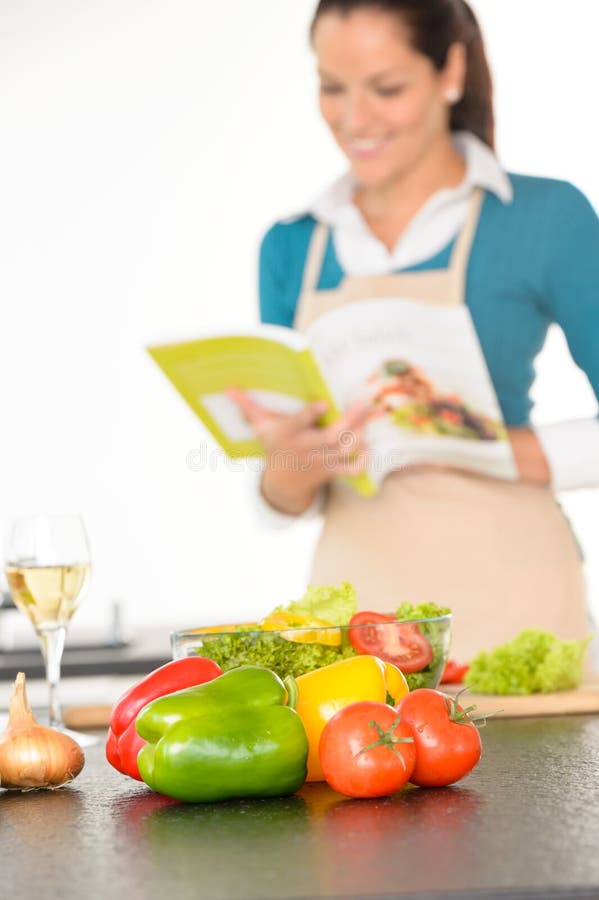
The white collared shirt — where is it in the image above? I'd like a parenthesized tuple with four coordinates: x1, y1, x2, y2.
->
(308, 131, 513, 274)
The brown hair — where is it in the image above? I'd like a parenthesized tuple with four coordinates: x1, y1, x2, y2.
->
(310, 0, 494, 149)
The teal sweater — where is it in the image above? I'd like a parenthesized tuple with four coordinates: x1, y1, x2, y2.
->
(259, 175, 599, 427)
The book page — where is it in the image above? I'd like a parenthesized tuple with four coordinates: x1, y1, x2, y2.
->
(305, 297, 517, 482)
(202, 390, 305, 442)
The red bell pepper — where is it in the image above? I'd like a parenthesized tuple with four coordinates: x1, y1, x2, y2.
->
(440, 659, 470, 685)
(106, 657, 222, 780)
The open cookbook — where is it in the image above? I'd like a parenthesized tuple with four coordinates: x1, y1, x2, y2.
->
(147, 297, 517, 496)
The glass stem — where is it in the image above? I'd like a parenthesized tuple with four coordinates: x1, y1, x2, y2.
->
(38, 626, 67, 728)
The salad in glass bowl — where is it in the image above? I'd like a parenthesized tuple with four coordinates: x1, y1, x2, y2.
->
(171, 583, 452, 691)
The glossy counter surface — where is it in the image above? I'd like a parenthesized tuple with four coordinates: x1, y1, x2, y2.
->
(2, 715, 599, 900)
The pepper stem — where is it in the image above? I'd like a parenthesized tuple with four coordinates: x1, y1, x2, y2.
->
(283, 675, 299, 710)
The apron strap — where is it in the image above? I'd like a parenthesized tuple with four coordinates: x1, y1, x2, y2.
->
(300, 222, 329, 295)
(448, 187, 484, 301)
(293, 221, 330, 329)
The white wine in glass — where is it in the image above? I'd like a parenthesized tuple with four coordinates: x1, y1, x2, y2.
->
(4, 514, 91, 731)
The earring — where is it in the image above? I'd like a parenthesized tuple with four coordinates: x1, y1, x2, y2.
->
(446, 87, 461, 104)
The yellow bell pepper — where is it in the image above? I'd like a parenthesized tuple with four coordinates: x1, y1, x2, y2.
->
(295, 655, 409, 781)
(260, 612, 341, 647)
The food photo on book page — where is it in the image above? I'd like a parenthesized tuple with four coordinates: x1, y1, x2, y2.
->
(304, 297, 518, 484)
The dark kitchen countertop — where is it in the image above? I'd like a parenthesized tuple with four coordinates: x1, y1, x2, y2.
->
(1, 715, 599, 900)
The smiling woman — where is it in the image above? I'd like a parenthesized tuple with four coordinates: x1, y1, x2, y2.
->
(1, 1, 598, 644)
(230, 0, 599, 662)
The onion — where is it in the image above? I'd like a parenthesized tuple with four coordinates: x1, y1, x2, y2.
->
(0, 672, 85, 790)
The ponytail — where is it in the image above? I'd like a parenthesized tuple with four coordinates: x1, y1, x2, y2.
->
(450, 1, 494, 148)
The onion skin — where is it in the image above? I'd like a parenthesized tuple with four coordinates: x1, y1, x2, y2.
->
(0, 673, 85, 791)
(0, 727, 85, 789)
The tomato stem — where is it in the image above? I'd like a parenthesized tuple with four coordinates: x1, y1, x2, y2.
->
(443, 688, 499, 727)
(358, 713, 414, 760)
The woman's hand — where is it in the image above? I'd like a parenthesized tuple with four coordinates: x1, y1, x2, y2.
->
(507, 427, 551, 485)
(227, 388, 371, 515)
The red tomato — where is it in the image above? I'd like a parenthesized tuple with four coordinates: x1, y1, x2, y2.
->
(441, 659, 470, 684)
(397, 688, 482, 787)
(319, 701, 416, 798)
(348, 612, 434, 674)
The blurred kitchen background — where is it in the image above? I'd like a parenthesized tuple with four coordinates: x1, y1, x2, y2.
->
(1, 0, 597, 656)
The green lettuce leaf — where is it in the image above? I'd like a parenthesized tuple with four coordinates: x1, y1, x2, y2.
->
(197, 632, 357, 679)
(395, 601, 451, 620)
(273, 581, 358, 626)
(465, 628, 591, 695)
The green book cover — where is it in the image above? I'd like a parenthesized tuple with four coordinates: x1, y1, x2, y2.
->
(147, 326, 376, 497)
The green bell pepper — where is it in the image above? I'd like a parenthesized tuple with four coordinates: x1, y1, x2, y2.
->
(135, 666, 308, 803)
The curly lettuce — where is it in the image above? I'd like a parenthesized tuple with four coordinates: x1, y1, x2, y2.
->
(396, 601, 451, 621)
(198, 631, 357, 679)
(273, 581, 358, 626)
(465, 628, 591, 695)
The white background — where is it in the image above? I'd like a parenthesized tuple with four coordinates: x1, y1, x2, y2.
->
(0, 0, 597, 642)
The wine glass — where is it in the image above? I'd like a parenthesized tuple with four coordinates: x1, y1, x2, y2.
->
(4, 514, 92, 736)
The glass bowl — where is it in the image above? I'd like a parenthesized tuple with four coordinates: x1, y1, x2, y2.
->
(171, 613, 452, 691)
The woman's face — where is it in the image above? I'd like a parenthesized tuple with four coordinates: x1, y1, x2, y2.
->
(312, 9, 462, 189)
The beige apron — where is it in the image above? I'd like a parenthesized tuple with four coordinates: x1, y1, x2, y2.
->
(294, 190, 589, 661)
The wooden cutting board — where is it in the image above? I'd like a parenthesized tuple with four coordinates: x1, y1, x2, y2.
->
(443, 682, 599, 718)
(64, 705, 113, 729)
